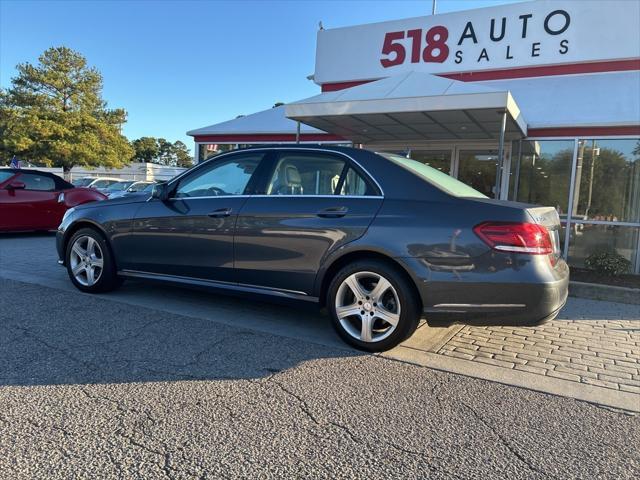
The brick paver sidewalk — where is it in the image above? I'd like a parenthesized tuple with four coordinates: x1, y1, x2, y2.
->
(438, 301, 640, 394)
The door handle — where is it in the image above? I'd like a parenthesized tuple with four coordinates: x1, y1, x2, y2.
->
(317, 206, 348, 218)
(208, 207, 232, 218)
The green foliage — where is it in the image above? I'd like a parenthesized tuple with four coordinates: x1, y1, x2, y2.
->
(0, 46, 133, 171)
(131, 137, 192, 168)
(131, 137, 160, 163)
(584, 250, 632, 276)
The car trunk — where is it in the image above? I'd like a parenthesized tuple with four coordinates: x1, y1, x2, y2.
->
(525, 206, 562, 257)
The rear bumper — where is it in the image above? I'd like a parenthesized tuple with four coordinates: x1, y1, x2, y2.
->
(399, 255, 570, 326)
(423, 279, 568, 326)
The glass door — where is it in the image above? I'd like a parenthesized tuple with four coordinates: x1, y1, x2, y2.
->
(455, 146, 510, 199)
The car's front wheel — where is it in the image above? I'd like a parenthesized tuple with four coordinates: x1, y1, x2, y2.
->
(66, 228, 121, 293)
(327, 260, 421, 352)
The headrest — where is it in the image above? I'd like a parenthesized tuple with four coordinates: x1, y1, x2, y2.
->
(283, 164, 302, 185)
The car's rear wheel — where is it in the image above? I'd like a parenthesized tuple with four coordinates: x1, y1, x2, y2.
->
(66, 228, 121, 293)
(327, 260, 421, 352)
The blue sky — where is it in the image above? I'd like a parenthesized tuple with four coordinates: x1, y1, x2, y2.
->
(1, 0, 525, 153)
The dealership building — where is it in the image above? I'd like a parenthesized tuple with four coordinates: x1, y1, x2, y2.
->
(187, 0, 640, 273)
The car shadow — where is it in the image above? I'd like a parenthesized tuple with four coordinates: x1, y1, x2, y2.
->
(0, 276, 365, 388)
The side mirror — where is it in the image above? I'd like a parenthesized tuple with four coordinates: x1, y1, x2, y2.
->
(151, 183, 169, 201)
(7, 181, 26, 190)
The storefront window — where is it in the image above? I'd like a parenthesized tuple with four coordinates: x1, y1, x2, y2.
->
(510, 140, 574, 215)
(408, 150, 452, 175)
(457, 149, 499, 198)
(567, 224, 639, 272)
(572, 139, 640, 223)
(198, 144, 237, 162)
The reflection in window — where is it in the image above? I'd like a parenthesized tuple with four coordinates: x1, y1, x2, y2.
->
(510, 140, 574, 214)
(572, 139, 640, 223)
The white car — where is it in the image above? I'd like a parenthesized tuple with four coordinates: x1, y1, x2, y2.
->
(73, 177, 122, 192)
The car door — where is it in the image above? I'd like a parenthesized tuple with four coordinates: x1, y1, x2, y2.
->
(125, 151, 266, 282)
(234, 150, 384, 295)
(0, 172, 60, 230)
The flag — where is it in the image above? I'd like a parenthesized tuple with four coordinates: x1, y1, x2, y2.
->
(9, 156, 21, 169)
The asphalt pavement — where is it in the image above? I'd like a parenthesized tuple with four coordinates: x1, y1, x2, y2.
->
(0, 234, 639, 478)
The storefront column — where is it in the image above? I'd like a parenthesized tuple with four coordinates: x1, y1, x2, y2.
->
(563, 139, 580, 258)
(194, 142, 201, 164)
(495, 110, 507, 199)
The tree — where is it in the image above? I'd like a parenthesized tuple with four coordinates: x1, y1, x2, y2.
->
(130, 136, 192, 167)
(157, 138, 174, 165)
(0, 46, 133, 171)
(172, 141, 193, 168)
(132, 137, 160, 163)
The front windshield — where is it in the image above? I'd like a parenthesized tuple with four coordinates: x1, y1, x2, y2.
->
(106, 181, 132, 192)
(378, 152, 488, 199)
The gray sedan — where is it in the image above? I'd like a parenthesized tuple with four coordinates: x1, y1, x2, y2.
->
(56, 146, 568, 351)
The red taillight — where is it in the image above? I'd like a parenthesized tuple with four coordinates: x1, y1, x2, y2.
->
(473, 222, 553, 255)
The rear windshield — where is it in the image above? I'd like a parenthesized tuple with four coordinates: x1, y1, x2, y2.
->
(378, 152, 488, 199)
(74, 178, 94, 187)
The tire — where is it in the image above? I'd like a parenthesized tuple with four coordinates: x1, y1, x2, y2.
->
(65, 227, 122, 293)
(327, 259, 421, 352)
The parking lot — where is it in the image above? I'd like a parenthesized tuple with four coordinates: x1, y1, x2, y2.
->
(1, 233, 639, 478)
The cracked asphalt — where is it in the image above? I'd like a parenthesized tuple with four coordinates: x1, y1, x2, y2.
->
(1, 278, 639, 478)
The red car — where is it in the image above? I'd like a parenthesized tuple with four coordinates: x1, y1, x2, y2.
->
(0, 168, 107, 232)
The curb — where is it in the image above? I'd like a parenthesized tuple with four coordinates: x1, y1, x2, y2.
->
(381, 349, 640, 413)
(569, 281, 640, 305)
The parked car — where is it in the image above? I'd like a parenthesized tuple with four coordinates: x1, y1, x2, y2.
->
(87, 178, 122, 193)
(108, 181, 154, 199)
(72, 177, 121, 191)
(56, 146, 569, 351)
(72, 177, 98, 187)
(138, 181, 161, 193)
(104, 180, 135, 198)
(0, 168, 107, 232)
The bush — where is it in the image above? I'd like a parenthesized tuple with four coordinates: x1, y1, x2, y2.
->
(584, 250, 631, 276)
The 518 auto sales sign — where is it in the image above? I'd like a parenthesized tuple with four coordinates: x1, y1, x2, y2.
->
(313, 0, 640, 85)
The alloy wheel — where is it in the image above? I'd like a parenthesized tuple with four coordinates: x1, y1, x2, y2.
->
(335, 271, 401, 343)
(69, 235, 104, 287)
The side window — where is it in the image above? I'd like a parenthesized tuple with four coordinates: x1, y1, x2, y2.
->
(18, 173, 56, 191)
(339, 168, 369, 196)
(266, 154, 345, 195)
(175, 154, 262, 198)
